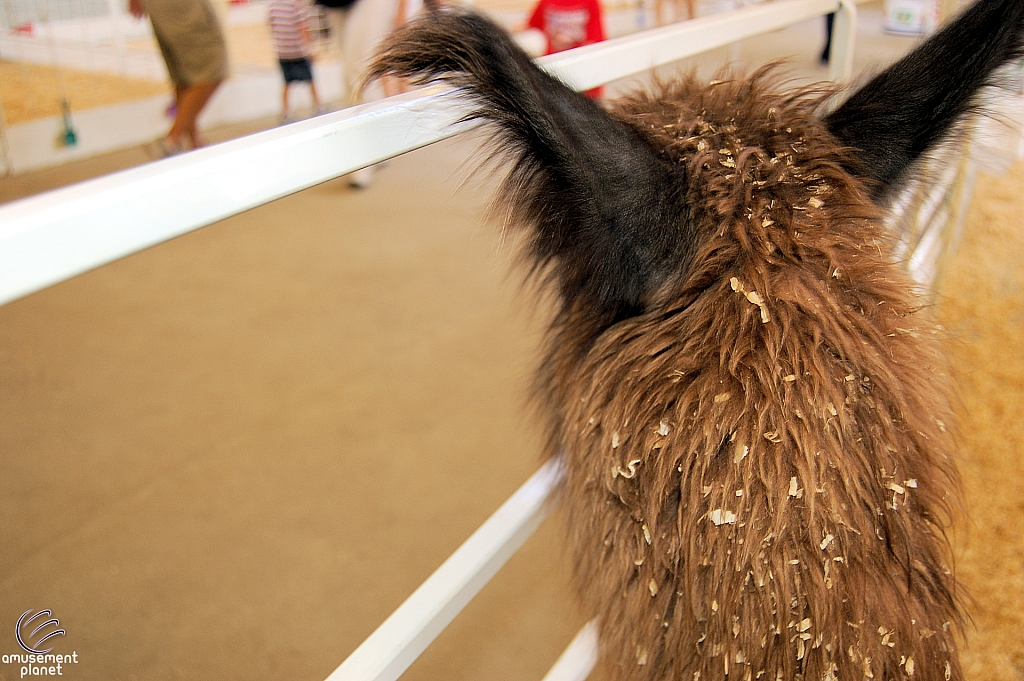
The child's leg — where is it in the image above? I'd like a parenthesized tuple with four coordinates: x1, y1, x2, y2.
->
(308, 79, 322, 111)
(282, 81, 291, 118)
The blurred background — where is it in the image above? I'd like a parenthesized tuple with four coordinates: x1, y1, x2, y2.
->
(0, 0, 964, 175)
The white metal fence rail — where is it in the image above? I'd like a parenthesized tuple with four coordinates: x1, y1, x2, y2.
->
(0, 1, 862, 679)
(325, 459, 563, 681)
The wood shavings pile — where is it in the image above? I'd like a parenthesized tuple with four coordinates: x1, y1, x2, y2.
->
(0, 61, 166, 126)
(938, 162, 1024, 679)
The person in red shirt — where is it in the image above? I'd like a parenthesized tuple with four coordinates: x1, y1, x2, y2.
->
(527, 0, 605, 98)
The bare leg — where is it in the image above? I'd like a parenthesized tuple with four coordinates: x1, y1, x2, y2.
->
(309, 81, 322, 111)
(281, 81, 291, 120)
(685, 0, 695, 18)
(167, 81, 221, 149)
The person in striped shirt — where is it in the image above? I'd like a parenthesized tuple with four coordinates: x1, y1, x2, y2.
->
(269, 0, 324, 121)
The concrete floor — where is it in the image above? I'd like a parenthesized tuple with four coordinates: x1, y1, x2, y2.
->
(2, 4, 1021, 681)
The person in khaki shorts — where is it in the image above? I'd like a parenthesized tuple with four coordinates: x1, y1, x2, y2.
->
(130, 0, 229, 155)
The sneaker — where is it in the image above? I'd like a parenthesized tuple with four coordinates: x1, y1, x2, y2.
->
(146, 137, 183, 159)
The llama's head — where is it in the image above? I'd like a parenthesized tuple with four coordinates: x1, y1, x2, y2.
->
(370, 9, 1018, 677)
(369, 0, 1023, 347)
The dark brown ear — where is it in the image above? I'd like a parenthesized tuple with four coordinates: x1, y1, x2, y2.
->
(825, 0, 1024, 201)
(370, 8, 692, 328)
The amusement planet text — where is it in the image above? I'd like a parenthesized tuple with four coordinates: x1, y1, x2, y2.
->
(2, 652, 79, 677)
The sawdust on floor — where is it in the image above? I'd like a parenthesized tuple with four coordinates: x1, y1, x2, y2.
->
(939, 162, 1024, 679)
(0, 60, 168, 126)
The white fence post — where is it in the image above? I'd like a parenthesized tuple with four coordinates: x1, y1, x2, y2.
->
(0, 100, 12, 178)
(828, 0, 857, 83)
(105, 0, 128, 75)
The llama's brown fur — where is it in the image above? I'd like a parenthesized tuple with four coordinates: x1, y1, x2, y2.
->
(366, 4, 989, 674)
(538, 72, 964, 681)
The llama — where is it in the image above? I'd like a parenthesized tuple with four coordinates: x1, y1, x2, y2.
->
(370, 2, 1023, 679)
